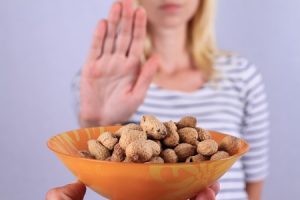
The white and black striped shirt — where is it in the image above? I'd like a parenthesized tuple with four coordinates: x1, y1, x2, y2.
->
(128, 55, 270, 200)
(72, 55, 269, 200)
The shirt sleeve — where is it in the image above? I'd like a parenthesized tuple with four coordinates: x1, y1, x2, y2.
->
(241, 63, 270, 182)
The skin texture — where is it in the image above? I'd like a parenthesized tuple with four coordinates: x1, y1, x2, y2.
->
(46, 182, 86, 200)
(46, 181, 220, 200)
(246, 181, 264, 200)
(138, 0, 200, 29)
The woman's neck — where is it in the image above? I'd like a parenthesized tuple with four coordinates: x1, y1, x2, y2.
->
(150, 25, 193, 74)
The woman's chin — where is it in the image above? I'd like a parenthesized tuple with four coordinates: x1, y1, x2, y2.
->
(153, 18, 187, 29)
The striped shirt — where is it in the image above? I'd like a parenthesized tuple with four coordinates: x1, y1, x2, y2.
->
(128, 55, 270, 200)
(72, 55, 269, 200)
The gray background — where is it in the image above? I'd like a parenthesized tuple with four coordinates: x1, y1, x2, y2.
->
(0, 0, 299, 199)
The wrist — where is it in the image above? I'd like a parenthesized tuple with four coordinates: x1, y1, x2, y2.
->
(79, 112, 120, 127)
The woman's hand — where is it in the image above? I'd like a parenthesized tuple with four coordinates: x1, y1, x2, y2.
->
(80, 0, 159, 127)
(46, 181, 86, 200)
(46, 182, 219, 200)
(192, 182, 220, 200)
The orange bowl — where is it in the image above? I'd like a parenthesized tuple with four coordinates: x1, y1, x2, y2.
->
(47, 126, 249, 200)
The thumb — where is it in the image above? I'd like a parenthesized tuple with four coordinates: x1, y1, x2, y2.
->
(132, 54, 160, 101)
(46, 181, 86, 200)
(195, 187, 216, 200)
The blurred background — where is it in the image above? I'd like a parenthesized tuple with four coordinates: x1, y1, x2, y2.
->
(0, 0, 299, 199)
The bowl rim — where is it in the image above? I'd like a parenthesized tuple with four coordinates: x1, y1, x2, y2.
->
(47, 126, 249, 166)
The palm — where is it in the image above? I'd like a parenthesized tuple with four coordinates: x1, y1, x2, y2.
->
(80, 0, 159, 126)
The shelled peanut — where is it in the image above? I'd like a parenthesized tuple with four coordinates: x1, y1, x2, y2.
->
(79, 115, 242, 163)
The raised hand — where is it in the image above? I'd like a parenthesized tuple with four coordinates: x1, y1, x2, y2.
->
(80, 0, 159, 127)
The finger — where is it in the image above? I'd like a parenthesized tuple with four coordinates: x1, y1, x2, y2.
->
(209, 182, 220, 195)
(195, 188, 216, 200)
(103, 2, 122, 54)
(46, 181, 86, 200)
(132, 54, 159, 101)
(115, 0, 134, 55)
(128, 7, 147, 58)
(88, 20, 107, 60)
(190, 183, 219, 200)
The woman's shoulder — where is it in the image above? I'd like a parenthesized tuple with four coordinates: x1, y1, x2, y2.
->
(214, 54, 261, 81)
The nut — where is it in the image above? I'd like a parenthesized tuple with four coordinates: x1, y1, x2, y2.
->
(163, 121, 180, 147)
(210, 151, 230, 161)
(111, 143, 125, 162)
(174, 143, 196, 162)
(97, 132, 118, 150)
(78, 150, 95, 159)
(146, 140, 161, 157)
(197, 139, 218, 156)
(88, 140, 110, 160)
(145, 156, 164, 164)
(177, 116, 197, 129)
(154, 140, 162, 152)
(219, 135, 241, 155)
(125, 139, 153, 163)
(185, 154, 207, 163)
(141, 115, 167, 140)
(196, 127, 211, 141)
(115, 123, 143, 137)
(161, 149, 178, 163)
(119, 129, 147, 150)
(123, 157, 133, 163)
(178, 127, 198, 145)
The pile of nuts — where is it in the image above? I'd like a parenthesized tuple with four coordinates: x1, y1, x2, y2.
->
(79, 115, 242, 163)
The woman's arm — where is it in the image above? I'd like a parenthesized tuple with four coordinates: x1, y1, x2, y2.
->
(239, 60, 270, 200)
(75, 0, 159, 127)
(246, 181, 264, 200)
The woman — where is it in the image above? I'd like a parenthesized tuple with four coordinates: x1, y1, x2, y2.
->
(48, 0, 269, 199)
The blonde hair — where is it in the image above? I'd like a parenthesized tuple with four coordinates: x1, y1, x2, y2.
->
(137, 0, 218, 80)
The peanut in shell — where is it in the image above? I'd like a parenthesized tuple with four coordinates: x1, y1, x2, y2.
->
(174, 143, 196, 162)
(88, 140, 110, 160)
(197, 139, 218, 156)
(97, 132, 118, 150)
(196, 127, 211, 141)
(210, 151, 230, 161)
(141, 115, 167, 140)
(161, 149, 178, 163)
(178, 127, 198, 145)
(219, 135, 241, 155)
(177, 116, 197, 129)
(185, 154, 207, 163)
(125, 139, 153, 163)
(119, 129, 147, 150)
(163, 121, 180, 147)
